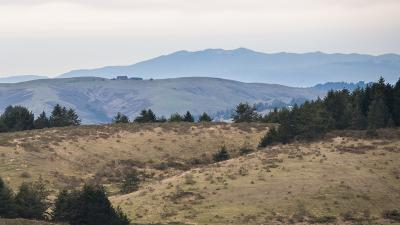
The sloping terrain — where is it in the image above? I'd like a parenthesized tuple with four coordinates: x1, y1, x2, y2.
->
(111, 129, 400, 225)
(0, 77, 322, 123)
(1, 125, 400, 225)
(59, 48, 400, 86)
(0, 123, 269, 192)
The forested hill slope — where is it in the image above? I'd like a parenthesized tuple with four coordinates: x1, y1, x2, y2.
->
(0, 77, 323, 124)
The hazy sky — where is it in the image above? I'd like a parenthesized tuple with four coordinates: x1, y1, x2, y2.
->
(1, 0, 400, 77)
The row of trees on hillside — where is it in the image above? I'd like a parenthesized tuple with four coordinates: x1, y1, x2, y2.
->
(113, 109, 213, 124)
(0, 104, 80, 133)
(0, 177, 129, 225)
(259, 77, 400, 147)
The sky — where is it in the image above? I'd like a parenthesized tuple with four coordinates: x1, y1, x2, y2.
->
(1, 0, 400, 77)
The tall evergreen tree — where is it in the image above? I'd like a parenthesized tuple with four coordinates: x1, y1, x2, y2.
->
(15, 179, 49, 220)
(0, 105, 34, 132)
(183, 111, 195, 122)
(324, 90, 351, 129)
(134, 109, 157, 123)
(232, 102, 260, 123)
(367, 98, 388, 129)
(198, 112, 213, 122)
(168, 113, 183, 122)
(392, 79, 400, 126)
(0, 177, 16, 218)
(34, 111, 50, 129)
(49, 104, 68, 127)
(113, 112, 130, 124)
(53, 190, 76, 222)
(67, 109, 81, 126)
(61, 185, 130, 225)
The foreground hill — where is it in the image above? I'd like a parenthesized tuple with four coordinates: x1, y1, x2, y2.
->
(1, 124, 400, 224)
(0, 77, 322, 124)
(59, 48, 400, 86)
(111, 129, 400, 225)
(0, 123, 269, 191)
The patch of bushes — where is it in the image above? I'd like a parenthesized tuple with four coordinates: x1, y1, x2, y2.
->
(0, 176, 130, 225)
(383, 209, 400, 221)
(213, 146, 230, 162)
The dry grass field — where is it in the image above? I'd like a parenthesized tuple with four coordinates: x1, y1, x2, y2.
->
(0, 123, 268, 192)
(111, 129, 400, 225)
(1, 124, 400, 225)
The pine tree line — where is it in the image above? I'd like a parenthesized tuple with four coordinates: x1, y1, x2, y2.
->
(0, 104, 81, 133)
(259, 77, 400, 147)
(113, 110, 213, 123)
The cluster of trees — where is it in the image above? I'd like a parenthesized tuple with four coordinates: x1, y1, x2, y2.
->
(0, 104, 80, 133)
(259, 78, 400, 147)
(113, 110, 213, 124)
(0, 177, 129, 225)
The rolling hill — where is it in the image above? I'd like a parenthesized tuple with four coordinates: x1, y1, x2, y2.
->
(58, 48, 400, 87)
(0, 124, 399, 224)
(0, 77, 323, 124)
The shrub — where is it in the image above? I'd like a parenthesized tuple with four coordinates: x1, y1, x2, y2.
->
(383, 209, 400, 221)
(184, 174, 196, 185)
(120, 169, 141, 194)
(213, 146, 230, 162)
(239, 147, 254, 156)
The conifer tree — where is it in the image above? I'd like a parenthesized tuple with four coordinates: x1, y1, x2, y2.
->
(0, 177, 16, 218)
(183, 111, 195, 122)
(34, 111, 50, 129)
(392, 79, 400, 126)
(15, 179, 49, 220)
(64, 185, 130, 225)
(168, 113, 183, 122)
(134, 109, 157, 123)
(50, 104, 68, 127)
(367, 98, 388, 129)
(232, 102, 260, 123)
(67, 109, 81, 126)
(199, 112, 213, 122)
(112, 112, 129, 124)
(0, 105, 34, 132)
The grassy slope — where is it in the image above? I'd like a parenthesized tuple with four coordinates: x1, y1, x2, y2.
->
(0, 123, 268, 192)
(111, 129, 400, 225)
(1, 125, 400, 225)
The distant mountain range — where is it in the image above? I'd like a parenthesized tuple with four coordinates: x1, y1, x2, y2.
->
(0, 77, 324, 124)
(0, 75, 48, 83)
(58, 48, 400, 87)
